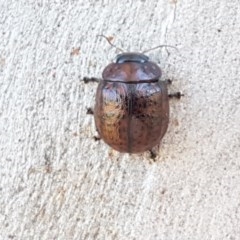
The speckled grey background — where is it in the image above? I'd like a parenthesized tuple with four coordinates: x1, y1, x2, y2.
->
(0, 1, 240, 239)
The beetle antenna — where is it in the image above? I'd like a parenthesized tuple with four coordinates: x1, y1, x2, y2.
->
(97, 34, 124, 53)
(142, 45, 179, 54)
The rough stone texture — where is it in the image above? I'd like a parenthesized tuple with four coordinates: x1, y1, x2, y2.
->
(0, 1, 240, 239)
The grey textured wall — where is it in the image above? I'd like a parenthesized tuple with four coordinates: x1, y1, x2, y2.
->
(0, 0, 240, 239)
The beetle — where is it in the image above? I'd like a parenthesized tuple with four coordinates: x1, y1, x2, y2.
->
(84, 36, 182, 158)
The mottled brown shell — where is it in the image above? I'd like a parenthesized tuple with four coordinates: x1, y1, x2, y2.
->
(102, 61, 161, 82)
(94, 81, 169, 153)
(94, 53, 169, 153)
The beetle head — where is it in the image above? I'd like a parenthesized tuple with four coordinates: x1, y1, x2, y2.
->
(116, 53, 149, 64)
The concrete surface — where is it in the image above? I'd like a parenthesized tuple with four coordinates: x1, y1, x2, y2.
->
(0, 0, 240, 239)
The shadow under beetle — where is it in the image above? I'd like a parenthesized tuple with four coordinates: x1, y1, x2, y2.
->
(84, 38, 182, 158)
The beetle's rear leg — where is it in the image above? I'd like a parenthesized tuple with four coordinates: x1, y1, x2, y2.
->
(149, 149, 157, 161)
(86, 108, 101, 141)
(83, 77, 100, 83)
(168, 92, 184, 99)
(94, 128, 101, 141)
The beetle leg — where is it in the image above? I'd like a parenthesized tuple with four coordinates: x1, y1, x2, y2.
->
(149, 149, 157, 160)
(165, 79, 172, 85)
(168, 92, 184, 99)
(94, 128, 101, 141)
(86, 108, 94, 115)
(87, 110, 100, 141)
(83, 77, 100, 83)
(94, 136, 101, 141)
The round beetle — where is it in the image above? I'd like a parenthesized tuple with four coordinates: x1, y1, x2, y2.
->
(94, 52, 169, 153)
(85, 37, 182, 156)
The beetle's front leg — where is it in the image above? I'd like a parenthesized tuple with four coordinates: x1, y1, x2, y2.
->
(83, 77, 100, 83)
(165, 79, 173, 85)
(94, 136, 101, 141)
(164, 79, 183, 99)
(168, 92, 184, 99)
